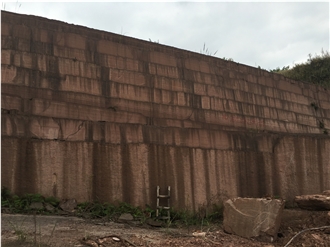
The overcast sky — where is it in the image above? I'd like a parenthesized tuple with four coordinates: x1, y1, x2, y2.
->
(2, 1, 329, 70)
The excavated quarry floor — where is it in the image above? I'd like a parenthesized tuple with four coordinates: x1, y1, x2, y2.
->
(1, 209, 329, 247)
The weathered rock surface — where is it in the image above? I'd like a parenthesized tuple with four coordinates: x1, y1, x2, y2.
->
(59, 199, 77, 212)
(29, 202, 44, 210)
(146, 218, 163, 227)
(1, 10, 330, 211)
(117, 213, 134, 222)
(294, 191, 330, 210)
(223, 198, 285, 241)
(45, 203, 56, 212)
(322, 190, 330, 196)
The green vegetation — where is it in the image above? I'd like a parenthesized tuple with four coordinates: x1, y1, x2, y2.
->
(7, 217, 28, 243)
(75, 201, 153, 221)
(167, 204, 223, 232)
(223, 57, 234, 62)
(1, 187, 223, 228)
(310, 102, 319, 111)
(148, 38, 159, 43)
(1, 187, 57, 214)
(270, 50, 330, 88)
(200, 43, 218, 56)
(317, 119, 328, 135)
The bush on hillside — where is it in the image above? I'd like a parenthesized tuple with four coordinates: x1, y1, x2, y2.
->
(270, 50, 330, 88)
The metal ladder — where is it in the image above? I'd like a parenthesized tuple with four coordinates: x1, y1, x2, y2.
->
(156, 186, 170, 221)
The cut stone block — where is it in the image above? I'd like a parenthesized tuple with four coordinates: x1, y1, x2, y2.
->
(223, 198, 285, 241)
(294, 191, 330, 211)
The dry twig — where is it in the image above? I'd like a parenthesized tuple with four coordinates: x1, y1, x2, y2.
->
(284, 225, 330, 247)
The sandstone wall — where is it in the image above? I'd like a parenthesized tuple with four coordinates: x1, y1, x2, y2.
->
(1, 11, 330, 210)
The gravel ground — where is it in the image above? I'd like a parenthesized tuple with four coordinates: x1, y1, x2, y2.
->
(1, 209, 329, 247)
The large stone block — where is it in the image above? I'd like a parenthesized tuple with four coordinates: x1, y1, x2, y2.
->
(209, 97, 224, 111)
(110, 69, 147, 86)
(223, 100, 240, 114)
(1, 49, 11, 65)
(29, 118, 60, 139)
(153, 77, 186, 92)
(1, 94, 22, 112)
(153, 88, 174, 105)
(296, 114, 318, 127)
(206, 84, 225, 98)
(185, 58, 200, 71)
(199, 60, 210, 73)
(1, 65, 17, 83)
(194, 83, 207, 95)
(233, 90, 253, 104)
(64, 33, 86, 50)
(150, 64, 179, 78)
(61, 76, 102, 95)
(1, 115, 28, 137)
(125, 58, 139, 72)
(53, 45, 87, 62)
(223, 198, 285, 241)
(32, 29, 50, 43)
(97, 40, 118, 56)
(1, 22, 11, 36)
(295, 191, 330, 210)
(277, 80, 302, 94)
(150, 51, 177, 67)
(110, 83, 150, 102)
(201, 96, 210, 109)
(12, 25, 31, 39)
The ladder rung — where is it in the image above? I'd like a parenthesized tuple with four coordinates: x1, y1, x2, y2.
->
(156, 186, 170, 221)
(157, 195, 170, 198)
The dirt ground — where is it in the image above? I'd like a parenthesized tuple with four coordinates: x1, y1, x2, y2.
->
(1, 209, 330, 247)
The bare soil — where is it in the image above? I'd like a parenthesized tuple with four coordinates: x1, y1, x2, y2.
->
(1, 209, 329, 247)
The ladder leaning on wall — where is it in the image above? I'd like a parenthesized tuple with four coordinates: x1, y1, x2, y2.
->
(156, 186, 171, 221)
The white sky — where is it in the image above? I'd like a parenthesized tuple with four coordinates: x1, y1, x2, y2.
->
(1, 1, 329, 70)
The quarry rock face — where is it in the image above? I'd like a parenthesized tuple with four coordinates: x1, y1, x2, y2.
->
(223, 198, 285, 241)
(295, 191, 330, 210)
(1, 10, 330, 210)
